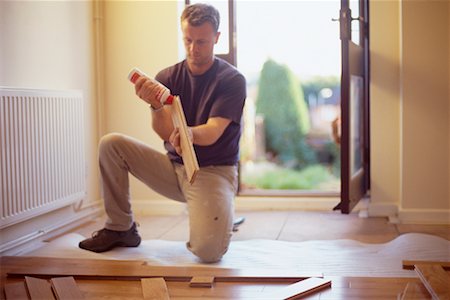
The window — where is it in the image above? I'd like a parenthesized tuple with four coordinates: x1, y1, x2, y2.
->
(186, 0, 235, 65)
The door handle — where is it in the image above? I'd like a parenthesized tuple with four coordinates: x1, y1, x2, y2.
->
(331, 16, 364, 22)
(333, 9, 365, 40)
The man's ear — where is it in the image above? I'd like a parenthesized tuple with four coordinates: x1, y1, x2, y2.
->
(215, 31, 221, 44)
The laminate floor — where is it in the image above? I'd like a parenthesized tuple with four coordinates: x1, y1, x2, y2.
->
(67, 210, 450, 244)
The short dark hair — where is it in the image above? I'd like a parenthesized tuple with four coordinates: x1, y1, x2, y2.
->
(181, 3, 220, 33)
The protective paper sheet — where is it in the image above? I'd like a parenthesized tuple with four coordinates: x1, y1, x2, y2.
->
(27, 233, 449, 277)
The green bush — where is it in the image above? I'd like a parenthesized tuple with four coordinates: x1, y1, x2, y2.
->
(256, 59, 316, 168)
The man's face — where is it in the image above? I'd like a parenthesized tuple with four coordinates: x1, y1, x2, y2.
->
(182, 20, 220, 71)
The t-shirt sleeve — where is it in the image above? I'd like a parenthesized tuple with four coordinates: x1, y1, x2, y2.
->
(155, 69, 171, 90)
(209, 72, 247, 124)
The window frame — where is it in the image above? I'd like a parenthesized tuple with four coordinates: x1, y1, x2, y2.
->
(184, 0, 236, 66)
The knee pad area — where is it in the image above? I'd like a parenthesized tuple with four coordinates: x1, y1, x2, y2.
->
(187, 240, 229, 263)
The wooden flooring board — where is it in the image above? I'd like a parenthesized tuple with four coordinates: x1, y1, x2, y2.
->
(189, 276, 215, 288)
(63, 211, 450, 244)
(414, 264, 450, 300)
(402, 260, 450, 271)
(4, 281, 29, 300)
(25, 276, 55, 300)
(4, 256, 318, 283)
(278, 211, 399, 243)
(50, 276, 84, 299)
(396, 224, 450, 241)
(399, 282, 432, 300)
(3, 275, 443, 299)
(141, 278, 170, 300)
(269, 277, 331, 300)
(170, 96, 199, 184)
(230, 211, 290, 241)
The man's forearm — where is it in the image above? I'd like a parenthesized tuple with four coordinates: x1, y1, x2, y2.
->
(151, 107, 174, 141)
(191, 117, 231, 146)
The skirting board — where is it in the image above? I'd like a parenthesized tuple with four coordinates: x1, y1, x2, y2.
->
(132, 198, 449, 224)
(398, 208, 450, 225)
(235, 196, 341, 211)
(367, 202, 399, 218)
(131, 196, 343, 216)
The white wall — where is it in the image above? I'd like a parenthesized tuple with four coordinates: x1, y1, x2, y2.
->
(369, 0, 401, 216)
(370, 0, 450, 223)
(100, 1, 180, 202)
(0, 0, 99, 254)
(0, 0, 98, 204)
(401, 0, 449, 210)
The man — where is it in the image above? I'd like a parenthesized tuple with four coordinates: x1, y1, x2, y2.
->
(79, 3, 246, 263)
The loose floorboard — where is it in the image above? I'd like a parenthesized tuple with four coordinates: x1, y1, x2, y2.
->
(141, 278, 170, 300)
(414, 264, 450, 299)
(50, 276, 84, 300)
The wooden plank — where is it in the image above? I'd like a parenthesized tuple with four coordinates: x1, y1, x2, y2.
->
(127, 69, 199, 184)
(170, 96, 199, 184)
(5, 256, 318, 283)
(25, 276, 55, 300)
(189, 276, 215, 288)
(415, 264, 450, 300)
(402, 260, 450, 271)
(269, 277, 331, 299)
(50, 277, 84, 299)
(141, 278, 170, 300)
(399, 282, 432, 300)
(3, 275, 437, 300)
(4, 281, 30, 300)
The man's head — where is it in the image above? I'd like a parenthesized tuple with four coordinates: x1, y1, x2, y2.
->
(181, 3, 220, 34)
(181, 3, 221, 75)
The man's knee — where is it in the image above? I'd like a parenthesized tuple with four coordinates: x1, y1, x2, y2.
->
(187, 238, 230, 263)
(99, 133, 125, 154)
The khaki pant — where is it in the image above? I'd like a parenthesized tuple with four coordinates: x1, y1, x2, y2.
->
(98, 133, 238, 262)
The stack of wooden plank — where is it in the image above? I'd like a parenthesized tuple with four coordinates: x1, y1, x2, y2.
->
(3, 256, 449, 299)
(1, 256, 331, 299)
(400, 260, 450, 300)
(4, 276, 83, 300)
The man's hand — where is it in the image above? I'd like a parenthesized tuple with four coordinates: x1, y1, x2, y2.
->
(169, 127, 181, 155)
(169, 127, 194, 155)
(134, 77, 163, 109)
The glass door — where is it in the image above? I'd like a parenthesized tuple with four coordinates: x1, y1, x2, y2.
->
(335, 0, 370, 213)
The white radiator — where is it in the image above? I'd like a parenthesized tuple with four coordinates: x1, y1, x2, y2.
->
(0, 87, 86, 228)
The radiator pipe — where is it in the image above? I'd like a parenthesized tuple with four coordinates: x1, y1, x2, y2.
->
(94, 0, 105, 138)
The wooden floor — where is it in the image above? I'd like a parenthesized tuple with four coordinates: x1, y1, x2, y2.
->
(0, 273, 433, 299)
(3, 210, 449, 299)
(2, 256, 449, 299)
(68, 210, 450, 244)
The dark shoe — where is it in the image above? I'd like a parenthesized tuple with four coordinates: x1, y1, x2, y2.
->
(79, 222, 141, 253)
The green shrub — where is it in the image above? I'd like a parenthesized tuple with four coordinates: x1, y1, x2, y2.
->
(256, 59, 316, 168)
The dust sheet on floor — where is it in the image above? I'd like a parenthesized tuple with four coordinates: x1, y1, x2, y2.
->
(26, 233, 450, 277)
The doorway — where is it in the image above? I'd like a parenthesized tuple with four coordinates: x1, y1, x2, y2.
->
(236, 1, 342, 194)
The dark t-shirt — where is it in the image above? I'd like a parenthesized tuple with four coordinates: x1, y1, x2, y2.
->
(155, 57, 246, 167)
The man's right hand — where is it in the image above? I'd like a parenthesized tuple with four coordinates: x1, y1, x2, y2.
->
(134, 77, 163, 109)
